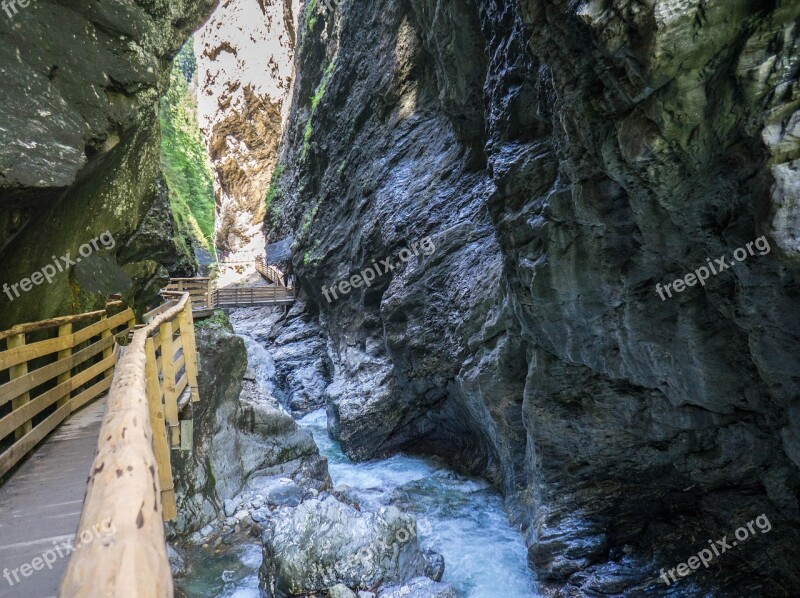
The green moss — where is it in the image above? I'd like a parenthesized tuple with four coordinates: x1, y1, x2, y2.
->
(301, 204, 320, 237)
(301, 58, 337, 159)
(195, 309, 230, 330)
(304, 0, 318, 35)
(302, 119, 314, 157)
(302, 240, 322, 268)
(264, 164, 285, 222)
(160, 40, 216, 251)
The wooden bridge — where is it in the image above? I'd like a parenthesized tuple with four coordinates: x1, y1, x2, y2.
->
(165, 260, 296, 312)
(0, 294, 200, 597)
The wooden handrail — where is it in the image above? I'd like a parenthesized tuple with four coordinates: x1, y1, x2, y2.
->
(164, 278, 215, 310)
(59, 293, 200, 598)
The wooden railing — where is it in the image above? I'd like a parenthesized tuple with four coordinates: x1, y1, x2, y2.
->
(213, 285, 296, 307)
(164, 277, 214, 309)
(255, 256, 290, 287)
(59, 293, 199, 598)
(0, 302, 135, 480)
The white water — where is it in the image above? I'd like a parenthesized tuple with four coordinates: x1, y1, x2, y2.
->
(180, 315, 537, 597)
(299, 410, 538, 597)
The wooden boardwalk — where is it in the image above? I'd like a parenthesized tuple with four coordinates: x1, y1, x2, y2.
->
(0, 398, 106, 598)
(0, 293, 202, 596)
(164, 271, 296, 312)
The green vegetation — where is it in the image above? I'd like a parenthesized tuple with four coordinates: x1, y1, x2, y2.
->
(304, 0, 319, 35)
(195, 309, 230, 330)
(302, 58, 337, 158)
(265, 164, 285, 223)
(301, 203, 319, 237)
(160, 40, 216, 251)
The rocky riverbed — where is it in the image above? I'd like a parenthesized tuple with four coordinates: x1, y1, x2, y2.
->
(173, 306, 535, 597)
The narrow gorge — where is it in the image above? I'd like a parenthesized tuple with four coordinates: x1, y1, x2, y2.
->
(0, 1, 799, 597)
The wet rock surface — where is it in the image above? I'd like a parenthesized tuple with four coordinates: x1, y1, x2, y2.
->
(272, 0, 800, 594)
(259, 496, 427, 597)
(231, 303, 332, 415)
(379, 577, 459, 598)
(168, 313, 330, 542)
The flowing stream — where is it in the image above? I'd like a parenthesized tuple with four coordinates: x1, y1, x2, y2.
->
(179, 319, 538, 597)
(299, 410, 538, 597)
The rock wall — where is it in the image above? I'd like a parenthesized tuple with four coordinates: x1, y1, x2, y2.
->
(272, 0, 800, 594)
(195, 0, 300, 253)
(0, 0, 219, 327)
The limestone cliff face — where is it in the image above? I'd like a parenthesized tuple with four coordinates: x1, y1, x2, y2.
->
(272, 0, 800, 594)
(0, 0, 218, 327)
(195, 0, 299, 253)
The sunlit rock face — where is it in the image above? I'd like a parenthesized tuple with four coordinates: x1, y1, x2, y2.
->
(272, 0, 800, 594)
(195, 0, 300, 253)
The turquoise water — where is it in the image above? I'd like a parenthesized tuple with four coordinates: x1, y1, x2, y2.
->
(299, 410, 538, 597)
(179, 409, 538, 597)
(180, 312, 537, 596)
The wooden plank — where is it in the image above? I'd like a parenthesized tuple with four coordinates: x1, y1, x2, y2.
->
(159, 321, 179, 447)
(0, 334, 114, 408)
(72, 309, 131, 346)
(101, 315, 114, 381)
(59, 330, 174, 597)
(0, 352, 115, 438)
(172, 334, 184, 359)
(71, 354, 117, 389)
(0, 308, 131, 372)
(144, 301, 178, 325)
(179, 301, 201, 403)
(168, 277, 210, 282)
(0, 309, 107, 341)
(174, 372, 188, 401)
(0, 373, 75, 440)
(174, 353, 185, 375)
(0, 401, 71, 478)
(180, 419, 193, 451)
(0, 334, 71, 371)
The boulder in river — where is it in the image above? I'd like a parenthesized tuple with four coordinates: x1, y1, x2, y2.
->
(259, 496, 428, 596)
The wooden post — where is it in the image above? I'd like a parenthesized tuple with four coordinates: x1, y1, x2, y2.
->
(8, 333, 31, 439)
(178, 301, 201, 403)
(207, 278, 213, 309)
(145, 337, 177, 521)
(100, 314, 114, 381)
(159, 321, 179, 447)
(56, 323, 73, 410)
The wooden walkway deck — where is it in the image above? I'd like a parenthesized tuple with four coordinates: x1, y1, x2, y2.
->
(0, 398, 106, 598)
(164, 270, 296, 312)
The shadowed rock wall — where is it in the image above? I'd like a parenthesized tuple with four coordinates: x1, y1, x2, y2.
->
(272, 0, 800, 594)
